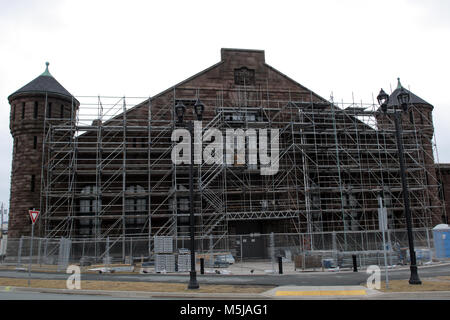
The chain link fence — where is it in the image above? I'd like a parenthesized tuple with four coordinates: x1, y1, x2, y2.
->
(0, 228, 436, 272)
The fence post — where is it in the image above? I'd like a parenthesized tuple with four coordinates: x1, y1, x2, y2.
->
(148, 234, 152, 261)
(17, 236, 23, 268)
(38, 238, 42, 266)
(301, 234, 304, 252)
(67, 238, 72, 267)
(361, 232, 364, 252)
(332, 232, 337, 263)
(209, 235, 213, 267)
(106, 236, 110, 267)
(270, 233, 275, 272)
(82, 239, 85, 258)
(130, 237, 133, 264)
(43, 238, 48, 264)
(57, 237, 63, 272)
(240, 235, 243, 264)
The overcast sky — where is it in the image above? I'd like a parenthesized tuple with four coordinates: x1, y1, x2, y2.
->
(0, 0, 449, 213)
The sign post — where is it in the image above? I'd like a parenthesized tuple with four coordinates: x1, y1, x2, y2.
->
(377, 197, 389, 289)
(28, 209, 40, 287)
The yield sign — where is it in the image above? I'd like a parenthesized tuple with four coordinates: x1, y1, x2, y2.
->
(29, 210, 40, 224)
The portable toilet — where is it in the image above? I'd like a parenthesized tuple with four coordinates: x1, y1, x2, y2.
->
(433, 224, 450, 259)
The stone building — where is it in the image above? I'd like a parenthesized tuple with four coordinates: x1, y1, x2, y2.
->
(7, 49, 449, 257)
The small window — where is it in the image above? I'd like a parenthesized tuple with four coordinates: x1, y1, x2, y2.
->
(60, 105, 64, 118)
(31, 175, 35, 192)
(22, 102, 25, 119)
(420, 113, 424, 125)
(12, 105, 15, 121)
(33, 136, 37, 149)
(34, 101, 38, 119)
(47, 102, 52, 118)
(409, 111, 414, 124)
(234, 67, 255, 85)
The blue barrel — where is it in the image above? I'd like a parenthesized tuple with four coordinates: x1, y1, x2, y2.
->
(433, 224, 450, 259)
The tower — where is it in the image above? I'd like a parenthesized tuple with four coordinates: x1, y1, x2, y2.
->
(7, 63, 79, 238)
(376, 78, 443, 227)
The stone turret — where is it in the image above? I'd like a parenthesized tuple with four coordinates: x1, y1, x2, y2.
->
(376, 78, 443, 226)
(7, 63, 79, 238)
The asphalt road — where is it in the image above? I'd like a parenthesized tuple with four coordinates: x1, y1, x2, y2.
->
(0, 263, 449, 287)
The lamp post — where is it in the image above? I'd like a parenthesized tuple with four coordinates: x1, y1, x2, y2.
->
(377, 86, 421, 285)
(175, 98, 204, 290)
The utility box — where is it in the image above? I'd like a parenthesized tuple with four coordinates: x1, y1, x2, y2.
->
(433, 224, 450, 259)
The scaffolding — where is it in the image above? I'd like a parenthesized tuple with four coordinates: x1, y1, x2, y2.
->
(39, 85, 446, 260)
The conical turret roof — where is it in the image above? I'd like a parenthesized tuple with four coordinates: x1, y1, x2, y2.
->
(8, 62, 78, 105)
(387, 78, 432, 108)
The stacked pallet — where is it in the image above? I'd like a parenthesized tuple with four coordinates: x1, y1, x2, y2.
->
(154, 236, 175, 273)
(177, 251, 191, 272)
(155, 254, 176, 273)
(154, 236, 173, 253)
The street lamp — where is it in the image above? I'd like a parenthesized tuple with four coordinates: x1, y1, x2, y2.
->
(377, 84, 422, 285)
(175, 98, 204, 289)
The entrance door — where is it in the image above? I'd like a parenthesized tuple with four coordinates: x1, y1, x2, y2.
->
(234, 221, 266, 259)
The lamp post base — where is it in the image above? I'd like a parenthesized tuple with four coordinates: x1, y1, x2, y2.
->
(408, 265, 422, 285)
(188, 271, 199, 289)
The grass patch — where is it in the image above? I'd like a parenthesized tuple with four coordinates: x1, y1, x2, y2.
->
(0, 277, 272, 294)
(368, 278, 450, 292)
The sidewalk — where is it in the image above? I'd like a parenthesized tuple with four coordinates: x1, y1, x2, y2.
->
(0, 284, 375, 299)
(2, 284, 450, 300)
(0, 285, 262, 299)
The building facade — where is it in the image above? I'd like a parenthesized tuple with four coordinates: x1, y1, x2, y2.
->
(7, 49, 449, 255)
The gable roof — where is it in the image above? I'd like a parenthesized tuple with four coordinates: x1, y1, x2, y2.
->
(120, 48, 330, 117)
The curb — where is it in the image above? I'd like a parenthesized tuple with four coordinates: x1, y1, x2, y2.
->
(0, 285, 265, 299)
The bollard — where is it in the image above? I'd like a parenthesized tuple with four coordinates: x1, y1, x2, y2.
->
(200, 258, 205, 275)
(352, 254, 358, 272)
(278, 256, 283, 274)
